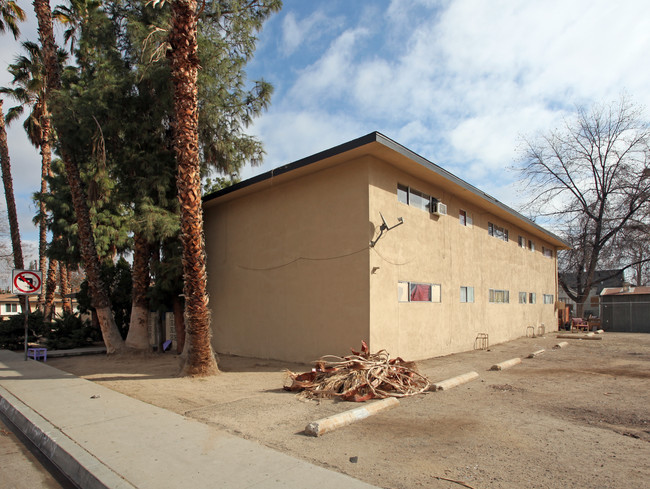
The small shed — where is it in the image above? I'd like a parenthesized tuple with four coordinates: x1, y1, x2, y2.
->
(600, 286, 650, 333)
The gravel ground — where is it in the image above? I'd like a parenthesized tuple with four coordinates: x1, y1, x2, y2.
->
(49, 332, 650, 489)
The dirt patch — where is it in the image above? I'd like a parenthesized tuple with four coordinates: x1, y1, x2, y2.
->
(48, 333, 650, 489)
(488, 383, 526, 392)
(552, 404, 650, 442)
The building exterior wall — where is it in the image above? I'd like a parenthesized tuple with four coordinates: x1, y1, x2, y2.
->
(203, 158, 371, 362)
(367, 160, 559, 360)
(0, 298, 22, 319)
(0, 296, 79, 320)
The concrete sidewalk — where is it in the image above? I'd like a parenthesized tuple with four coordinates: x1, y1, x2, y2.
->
(0, 350, 378, 489)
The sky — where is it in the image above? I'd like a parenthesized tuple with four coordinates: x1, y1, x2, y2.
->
(2, 0, 650, 258)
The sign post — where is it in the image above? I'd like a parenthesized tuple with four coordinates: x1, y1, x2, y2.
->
(12, 270, 43, 361)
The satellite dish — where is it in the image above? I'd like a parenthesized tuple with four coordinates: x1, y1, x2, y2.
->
(371, 212, 404, 247)
(379, 212, 389, 230)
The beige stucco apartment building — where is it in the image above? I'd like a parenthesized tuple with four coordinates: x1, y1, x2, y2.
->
(203, 133, 569, 363)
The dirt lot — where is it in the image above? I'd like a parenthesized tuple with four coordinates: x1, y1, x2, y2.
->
(49, 333, 649, 489)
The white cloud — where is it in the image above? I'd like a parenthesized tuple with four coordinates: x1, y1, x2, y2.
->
(244, 108, 367, 180)
(4, 0, 650, 241)
(432, 0, 650, 106)
(287, 27, 370, 106)
(449, 105, 566, 170)
(280, 9, 344, 57)
(248, 0, 650, 220)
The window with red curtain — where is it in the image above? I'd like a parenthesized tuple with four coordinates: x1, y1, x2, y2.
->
(409, 283, 432, 302)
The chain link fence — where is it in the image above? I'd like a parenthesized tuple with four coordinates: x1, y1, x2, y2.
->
(600, 300, 650, 333)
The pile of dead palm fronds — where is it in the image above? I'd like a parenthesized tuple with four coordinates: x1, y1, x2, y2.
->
(283, 341, 430, 402)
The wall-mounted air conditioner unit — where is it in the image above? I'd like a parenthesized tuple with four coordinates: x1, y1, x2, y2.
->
(432, 201, 447, 216)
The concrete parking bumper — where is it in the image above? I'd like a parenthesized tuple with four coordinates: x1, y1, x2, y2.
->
(0, 350, 378, 489)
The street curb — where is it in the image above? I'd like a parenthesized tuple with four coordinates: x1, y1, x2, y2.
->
(490, 357, 522, 371)
(0, 385, 136, 489)
(305, 397, 399, 436)
(430, 371, 480, 391)
(527, 349, 545, 358)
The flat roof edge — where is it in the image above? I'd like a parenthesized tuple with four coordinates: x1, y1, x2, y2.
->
(372, 133, 570, 248)
(202, 132, 380, 204)
(202, 131, 570, 248)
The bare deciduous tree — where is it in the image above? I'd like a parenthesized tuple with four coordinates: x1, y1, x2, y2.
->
(601, 220, 650, 286)
(519, 96, 650, 316)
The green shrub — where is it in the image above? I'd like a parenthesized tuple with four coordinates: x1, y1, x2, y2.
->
(45, 312, 99, 350)
(0, 310, 47, 350)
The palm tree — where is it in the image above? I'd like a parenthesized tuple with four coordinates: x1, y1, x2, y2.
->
(0, 99, 24, 273)
(0, 1, 26, 312)
(157, 0, 280, 373)
(33, 0, 126, 353)
(169, 0, 219, 375)
(60, 263, 72, 313)
(0, 0, 25, 39)
(124, 232, 151, 350)
(33, 0, 59, 90)
(52, 0, 100, 55)
(1, 41, 57, 314)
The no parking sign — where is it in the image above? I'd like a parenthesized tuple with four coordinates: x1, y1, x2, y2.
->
(12, 269, 43, 361)
(12, 269, 43, 295)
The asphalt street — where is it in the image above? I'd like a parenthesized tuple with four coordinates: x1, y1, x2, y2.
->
(0, 412, 76, 489)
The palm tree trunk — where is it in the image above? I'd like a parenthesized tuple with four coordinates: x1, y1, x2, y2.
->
(0, 99, 28, 315)
(125, 232, 151, 350)
(0, 100, 24, 270)
(43, 252, 58, 322)
(33, 0, 125, 353)
(65, 155, 125, 352)
(38, 103, 51, 310)
(59, 262, 72, 314)
(33, 0, 59, 90)
(173, 295, 185, 354)
(170, 0, 218, 376)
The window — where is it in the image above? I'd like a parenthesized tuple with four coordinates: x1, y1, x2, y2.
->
(458, 210, 473, 227)
(488, 222, 508, 242)
(430, 284, 442, 302)
(542, 247, 553, 258)
(518, 236, 526, 248)
(460, 286, 474, 303)
(397, 184, 409, 205)
(529, 292, 536, 304)
(410, 283, 432, 302)
(543, 294, 554, 304)
(398, 281, 441, 302)
(489, 289, 510, 303)
(528, 239, 535, 252)
(519, 292, 527, 304)
(397, 184, 439, 213)
(5, 304, 17, 313)
(410, 189, 430, 212)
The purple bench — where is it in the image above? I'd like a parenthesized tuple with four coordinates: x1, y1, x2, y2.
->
(27, 347, 47, 362)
